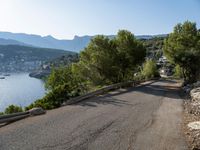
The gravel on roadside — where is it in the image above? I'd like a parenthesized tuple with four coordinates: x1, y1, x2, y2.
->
(183, 91, 200, 150)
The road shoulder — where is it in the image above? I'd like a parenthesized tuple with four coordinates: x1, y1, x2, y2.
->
(134, 83, 188, 150)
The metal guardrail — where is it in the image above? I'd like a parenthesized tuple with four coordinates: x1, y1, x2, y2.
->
(0, 111, 30, 124)
(64, 81, 136, 105)
(0, 111, 29, 120)
(0, 107, 45, 124)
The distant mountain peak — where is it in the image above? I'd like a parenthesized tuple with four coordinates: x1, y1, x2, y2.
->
(44, 35, 56, 40)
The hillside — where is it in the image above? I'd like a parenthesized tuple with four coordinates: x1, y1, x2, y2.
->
(29, 54, 79, 79)
(0, 35, 167, 73)
(141, 37, 166, 60)
(0, 45, 76, 72)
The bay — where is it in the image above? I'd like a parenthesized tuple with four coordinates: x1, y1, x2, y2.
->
(0, 73, 46, 112)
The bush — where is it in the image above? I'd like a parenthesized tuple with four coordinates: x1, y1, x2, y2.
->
(4, 105, 23, 114)
(25, 83, 76, 110)
(25, 64, 90, 111)
(142, 60, 160, 79)
(46, 65, 88, 94)
(174, 65, 183, 78)
(0, 112, 4, 115)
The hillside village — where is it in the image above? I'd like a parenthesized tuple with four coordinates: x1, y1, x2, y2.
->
(0, 45, 75, 72)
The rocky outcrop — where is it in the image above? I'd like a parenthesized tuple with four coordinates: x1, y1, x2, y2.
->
(184, 81, 200, 149)
(29, 70, 50, 79)
(28, 107, 46, 116)
(188, 85, 200, 115)
(188, 121, 200, 130)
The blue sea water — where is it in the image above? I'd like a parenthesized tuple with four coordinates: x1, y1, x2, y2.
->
(0, 73, 46, 112)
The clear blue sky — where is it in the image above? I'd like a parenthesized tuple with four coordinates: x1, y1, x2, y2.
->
(0, 0, 199, 39)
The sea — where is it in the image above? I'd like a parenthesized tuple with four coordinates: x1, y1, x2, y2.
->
(0, 73, 46, 112)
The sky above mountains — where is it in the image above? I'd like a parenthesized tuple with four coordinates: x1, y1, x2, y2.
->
(0, 0, 199, 39)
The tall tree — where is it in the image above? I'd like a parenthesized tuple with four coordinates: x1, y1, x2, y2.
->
(114, 30, 146, 80)
(164, 21, 200, 83)
(73, 35, 119, 85)
(74, 30, 146, 85)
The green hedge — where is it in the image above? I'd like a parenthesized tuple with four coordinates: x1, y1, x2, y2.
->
(25, 83, 79, 110)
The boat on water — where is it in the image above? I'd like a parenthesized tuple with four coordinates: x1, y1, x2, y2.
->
(3, 74, 10, 76)
(0, 77, 5, 79)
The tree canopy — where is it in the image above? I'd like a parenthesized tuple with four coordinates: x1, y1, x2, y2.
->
(164, 21, 200, 83)
(73, 30, 146, 85)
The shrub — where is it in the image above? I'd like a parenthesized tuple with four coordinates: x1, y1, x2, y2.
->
(142, 60, 160, 79)
(174, 65, 183, 78)
(46, 65, 88, 94)
(4, 105, 23, 114)
(25, 83, 75, 110)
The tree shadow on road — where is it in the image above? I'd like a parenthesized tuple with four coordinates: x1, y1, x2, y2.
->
(71, 79, 182, 107)
(77, 95, 132, 107)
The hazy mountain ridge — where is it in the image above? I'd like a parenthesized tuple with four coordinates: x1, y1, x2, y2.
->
(0, 31, 168, 52)
(0, 32, 92, 52)
(0, 38, 29, 46)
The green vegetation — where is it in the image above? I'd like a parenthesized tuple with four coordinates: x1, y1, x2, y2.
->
(5, 22, 200, 112)
(4, 105, 23, 114)
(25, 30, 146, 110)
(26, 65, 89, 110)
(4, 22, 200, 113)
(164, 21, 200, 83)
(73, 30, 146, 86)
(46, 65, 88, 93)
(142, 37, 165, 60)
(141, 60, 159, 79)
(174, 65, 183, 78)
(25, 84, 70, 110)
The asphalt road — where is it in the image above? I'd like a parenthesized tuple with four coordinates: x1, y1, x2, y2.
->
(0, 80, 188, 150)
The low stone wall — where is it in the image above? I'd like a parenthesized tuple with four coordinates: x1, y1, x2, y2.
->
(188, 86, 200, 115)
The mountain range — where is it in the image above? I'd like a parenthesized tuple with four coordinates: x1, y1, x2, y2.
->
(0, 31, 167, 52)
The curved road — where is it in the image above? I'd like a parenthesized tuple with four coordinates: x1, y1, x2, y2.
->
(0, 80, 188, 150)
